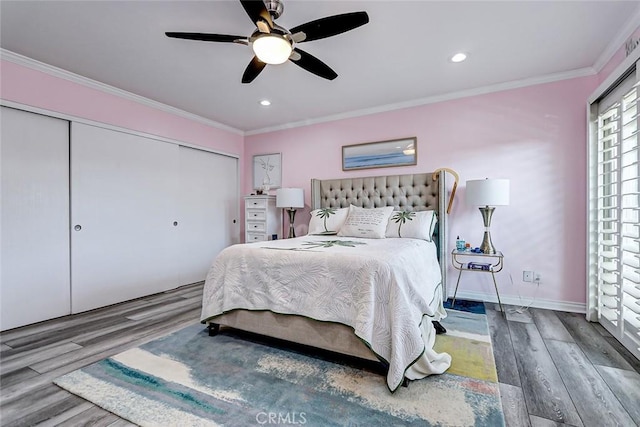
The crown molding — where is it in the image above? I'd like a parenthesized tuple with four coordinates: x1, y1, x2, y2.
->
(593, 5, 640, 73)
(0, 48, 244, 136)
(0, 99, 240, 159)
(245, 67, 596, 136)
(0, 47, 600, 139)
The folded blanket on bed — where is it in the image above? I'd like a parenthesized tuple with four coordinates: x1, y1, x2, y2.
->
(201, 235, 451, 391)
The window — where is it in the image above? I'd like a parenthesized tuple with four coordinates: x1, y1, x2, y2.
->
(588, 62, 640, 360)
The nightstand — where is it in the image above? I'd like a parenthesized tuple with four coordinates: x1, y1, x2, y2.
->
(451, 249, 504, 314)
(244, 195, 279, 242)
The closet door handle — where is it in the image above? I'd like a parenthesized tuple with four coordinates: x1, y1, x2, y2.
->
(74, 225, 82, 231)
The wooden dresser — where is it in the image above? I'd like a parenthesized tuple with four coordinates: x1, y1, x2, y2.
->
(244, 195, 280, 242)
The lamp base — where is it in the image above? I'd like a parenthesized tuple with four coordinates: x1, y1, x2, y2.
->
(286, 208, 297, 238)
(480, 231, 496, 254)
(479, 206, 497, 254)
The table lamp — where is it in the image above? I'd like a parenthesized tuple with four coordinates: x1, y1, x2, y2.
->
(276, 188, 304, 238)
(466, 178, 510, 254)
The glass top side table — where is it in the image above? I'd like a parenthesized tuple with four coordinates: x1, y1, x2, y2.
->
(451, 249, 505, 314)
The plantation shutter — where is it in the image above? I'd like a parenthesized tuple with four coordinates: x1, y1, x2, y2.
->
(590, 66, 640, 360)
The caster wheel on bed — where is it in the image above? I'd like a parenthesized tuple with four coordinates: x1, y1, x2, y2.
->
(432, 321, 446, 335)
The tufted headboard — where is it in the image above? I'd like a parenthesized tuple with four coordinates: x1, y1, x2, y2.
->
(310, 172, 448, 298)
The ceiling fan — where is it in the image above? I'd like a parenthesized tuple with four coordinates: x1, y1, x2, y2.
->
(165, 0, 369, 83)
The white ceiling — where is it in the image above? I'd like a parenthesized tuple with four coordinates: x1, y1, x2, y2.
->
(1, 1, 639, 134)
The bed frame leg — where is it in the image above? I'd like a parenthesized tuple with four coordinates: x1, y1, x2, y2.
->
(402, 377, 409, 388)
(432, 321, 446, 335)
(208, 323, 220, 336)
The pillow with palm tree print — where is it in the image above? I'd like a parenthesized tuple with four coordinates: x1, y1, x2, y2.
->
(308, 207, 349, 235)
(385, 210, 437, 241)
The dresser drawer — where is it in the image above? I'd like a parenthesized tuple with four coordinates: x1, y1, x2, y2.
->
(246, 209, 266, 221)
(246, 198, 267, 209)
(247, 221, 266, 232)
(246, 232, 267, 242)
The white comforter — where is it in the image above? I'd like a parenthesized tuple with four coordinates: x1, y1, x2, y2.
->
(201, 235, 451, 391)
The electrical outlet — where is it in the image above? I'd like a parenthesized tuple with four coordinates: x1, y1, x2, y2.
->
(523, 271, 533, 282)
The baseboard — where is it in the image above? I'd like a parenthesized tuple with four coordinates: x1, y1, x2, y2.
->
(449, 290, 586, 314)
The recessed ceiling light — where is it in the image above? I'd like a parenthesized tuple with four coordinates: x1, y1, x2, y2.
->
(260, 99, 271, 106)
(450, 53, 467, 63)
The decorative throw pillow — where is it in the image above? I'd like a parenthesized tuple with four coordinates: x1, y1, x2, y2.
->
(337, 205, 394, 239)
(385, 210, 437, 241)
(308, 207, 349, 235)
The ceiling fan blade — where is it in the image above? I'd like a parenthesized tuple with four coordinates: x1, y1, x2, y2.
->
(240, 0, 273, 33)
(165, 32, 246, 43)
(289, 48, 337, 81)
(242, 56, 267, 83)
(289, 11, 369, 43)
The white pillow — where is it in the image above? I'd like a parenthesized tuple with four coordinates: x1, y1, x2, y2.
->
(337, 205, 394, 239)
(308, 207, 349, 235)
(385, 210, 437, 241)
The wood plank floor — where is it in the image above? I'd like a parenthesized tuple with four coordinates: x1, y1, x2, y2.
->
(487, 304, 640, 427)
(1, 284, 639, 426)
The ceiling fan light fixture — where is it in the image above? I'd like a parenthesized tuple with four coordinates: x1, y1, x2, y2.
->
(166, 2, 369, 82)
(252, 34, 292, 64)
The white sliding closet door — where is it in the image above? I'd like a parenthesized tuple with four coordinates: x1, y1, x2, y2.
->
(70, 123, 180, 313)
(177, 146, 239, 285)
(1, 107, 71, 330)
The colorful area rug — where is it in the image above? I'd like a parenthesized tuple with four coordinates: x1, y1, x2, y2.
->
(55, 303, 504, 426)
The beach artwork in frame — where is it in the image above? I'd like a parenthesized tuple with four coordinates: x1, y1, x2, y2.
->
(253, 153, 282, 190)
(342, 137, 417, 171)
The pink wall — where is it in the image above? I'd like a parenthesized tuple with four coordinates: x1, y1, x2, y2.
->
(245, 76, 599, 307)
(1, 59, 245, 188)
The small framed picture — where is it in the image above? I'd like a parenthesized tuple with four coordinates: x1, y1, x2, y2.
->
(342, 137, 417, 171)
(253, 153, 282, 190)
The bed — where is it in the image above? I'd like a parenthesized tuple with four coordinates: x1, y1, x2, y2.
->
(201, 172, 451, 391)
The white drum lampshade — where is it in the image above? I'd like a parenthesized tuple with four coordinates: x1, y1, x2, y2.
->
(276, 188, 305, 209)
(466, 179, 510, 207)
